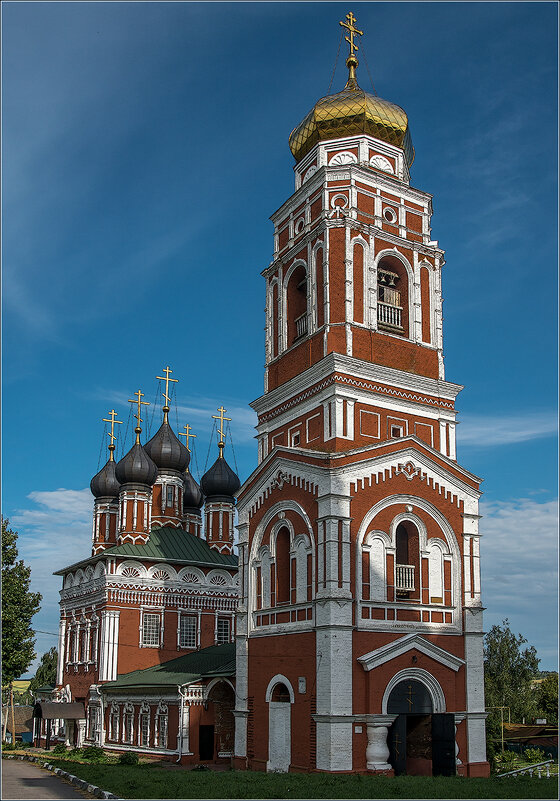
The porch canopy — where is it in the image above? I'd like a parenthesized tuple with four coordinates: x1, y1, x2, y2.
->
(33, 702, 85, 720)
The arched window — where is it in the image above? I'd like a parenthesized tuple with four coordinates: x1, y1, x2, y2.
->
(275, 527, 291, 604)
(287, 264, 308, 343)
(271, 682, 291, 702)
(377, 256, 409, 337)
(395, 521, 419, 598)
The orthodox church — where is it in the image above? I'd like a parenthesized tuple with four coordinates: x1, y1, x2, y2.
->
(43, 13, 489, 777)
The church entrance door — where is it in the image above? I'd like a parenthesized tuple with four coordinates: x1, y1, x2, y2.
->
(387, 679, 455, 776)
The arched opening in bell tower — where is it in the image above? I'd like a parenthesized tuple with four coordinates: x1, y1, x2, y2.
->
(275, 526, 291, 604)
(286, 264, 308, 343)
(377, 256, 410, 337)
(395, 521, 419, 599)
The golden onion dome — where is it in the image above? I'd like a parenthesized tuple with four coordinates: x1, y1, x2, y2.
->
(289, 54, 414, 168)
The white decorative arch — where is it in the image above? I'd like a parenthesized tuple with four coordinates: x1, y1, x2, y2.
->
(329, 150, 357, 166)
(116, 560, 147, 578)
(250, 499, 315, 624)
(205, 676, 236, 700)
(329, 192, 349, 209)
(207, 569, 231, 587)
(355, 494, 461, 617)
(148, 564, 178, 581)
(369, 154, 394, 174)
(93, 562, 106, 578)
(269, 517, 295, 558)
(303, 164, 318, 182)
(178, 566, 204, 583)
(85, 567, 94, 582)
(265, 674, 295, 703)
(382, 668, 446, 713)
(75, 569, 84, 584)
(64, 573, 74, 588)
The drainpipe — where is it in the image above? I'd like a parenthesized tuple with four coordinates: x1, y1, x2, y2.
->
(176, 685, 185, 763)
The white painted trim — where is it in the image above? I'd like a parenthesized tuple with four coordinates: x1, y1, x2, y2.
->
(265, 674, 295, 703)
(358, 633, 465, 672)
(381, 668, 447, 713)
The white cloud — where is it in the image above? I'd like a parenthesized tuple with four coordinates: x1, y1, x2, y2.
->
(481, 497, 558, 667)
(12, 488, 93, 675)
(458, 412, 557, 447)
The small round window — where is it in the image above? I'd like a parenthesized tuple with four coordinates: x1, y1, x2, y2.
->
(383, 207, 397, 224)
(295, 218, 305, 235)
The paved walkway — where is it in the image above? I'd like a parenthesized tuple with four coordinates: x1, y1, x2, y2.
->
(1, 758, 94, 800)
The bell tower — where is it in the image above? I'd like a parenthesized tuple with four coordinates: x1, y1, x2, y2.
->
(235, 12, 489, 779)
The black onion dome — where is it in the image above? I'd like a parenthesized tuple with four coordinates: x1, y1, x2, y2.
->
(115, 442, 158, 486)
(144, 420, 190, 472)
(183, 471, 204, 510)
(90, 458, 121, 498)
(200, 455, 241, 501)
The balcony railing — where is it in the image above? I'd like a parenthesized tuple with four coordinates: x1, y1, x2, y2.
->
(378, 301, 403, 330)
(395, 564, 415, 592)
(295, 313, 308, 339)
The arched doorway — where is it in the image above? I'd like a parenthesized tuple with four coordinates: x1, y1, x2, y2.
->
(387, 678, 455, 776)
(206, 680, 235, 759)
(266, 679, 292, 772)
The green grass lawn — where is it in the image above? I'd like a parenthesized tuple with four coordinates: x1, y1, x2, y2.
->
(43, 758, 559, 799)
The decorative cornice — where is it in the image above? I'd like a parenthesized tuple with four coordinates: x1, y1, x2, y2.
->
(358, 632, 465, 672)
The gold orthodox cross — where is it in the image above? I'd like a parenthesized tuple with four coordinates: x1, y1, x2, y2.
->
(393, 732, 401, 759)
(128, 389, 150, 442)
(102, 409, 123, 460)
(340, 11, 363, 58)
(212, 406, 231, 450)
(179, 424, 196, 452)
(406, 683, 416, 711)
(156, 365, 178, 418)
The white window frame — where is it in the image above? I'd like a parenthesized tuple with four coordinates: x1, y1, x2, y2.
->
(217, 617, 230, 645)
(141, 609, 163, 648)
(179, 614, 197, 649)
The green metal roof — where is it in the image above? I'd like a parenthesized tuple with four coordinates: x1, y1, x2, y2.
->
(101, 643, 236, 690)
(55, 526, 237, 574)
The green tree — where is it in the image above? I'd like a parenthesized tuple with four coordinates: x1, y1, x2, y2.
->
(536, 672, 558, 724)
(484, 619, 540, 745)
(28, 647, 58, 698)
(1, 518, 42, 684)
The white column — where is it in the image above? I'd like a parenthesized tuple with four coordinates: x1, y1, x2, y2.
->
(181, 704, 191, 755)
(99, 611, 120, 681)
(439, 420, 448, 457)
(464, 607, 487, 765)
(448, 422, 457, 460)
(57, 619, 66, 686)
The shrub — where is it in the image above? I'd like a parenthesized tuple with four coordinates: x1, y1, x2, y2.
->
(494, 749, 519, 771)
(118, 751, 139, 765)
(69, 747, 84, 758)
(524, 746, 546, 764)
(81, 745, 106, 762)
(2, 741, 16, 751)
(191, 764, 210, 771)
(52, 743, 68, 755)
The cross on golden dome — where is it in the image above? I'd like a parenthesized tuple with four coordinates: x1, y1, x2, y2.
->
(128, 389, 150, 443)
(156, 365, 178, 422)
(102, 409, 123, 461)
(340, 11, 363, 59)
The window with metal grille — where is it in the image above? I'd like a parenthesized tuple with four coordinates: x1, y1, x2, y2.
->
(179, 615, 197, 648)
(123, 712, 134, 744)
(166, 486, 174, 507)
(110, 712, 119, 741)
(156, 715, 168, 749)
(87, 707, 98, 741)
(140, 713, 150, 747)
(217, 617, 230, 644)
(142, 613, 161, 647)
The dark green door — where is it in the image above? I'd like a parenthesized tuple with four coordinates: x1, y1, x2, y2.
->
(432, 713, 456, 776)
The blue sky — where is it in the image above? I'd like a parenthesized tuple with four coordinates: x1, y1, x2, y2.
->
(2, 2, 557, 674)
